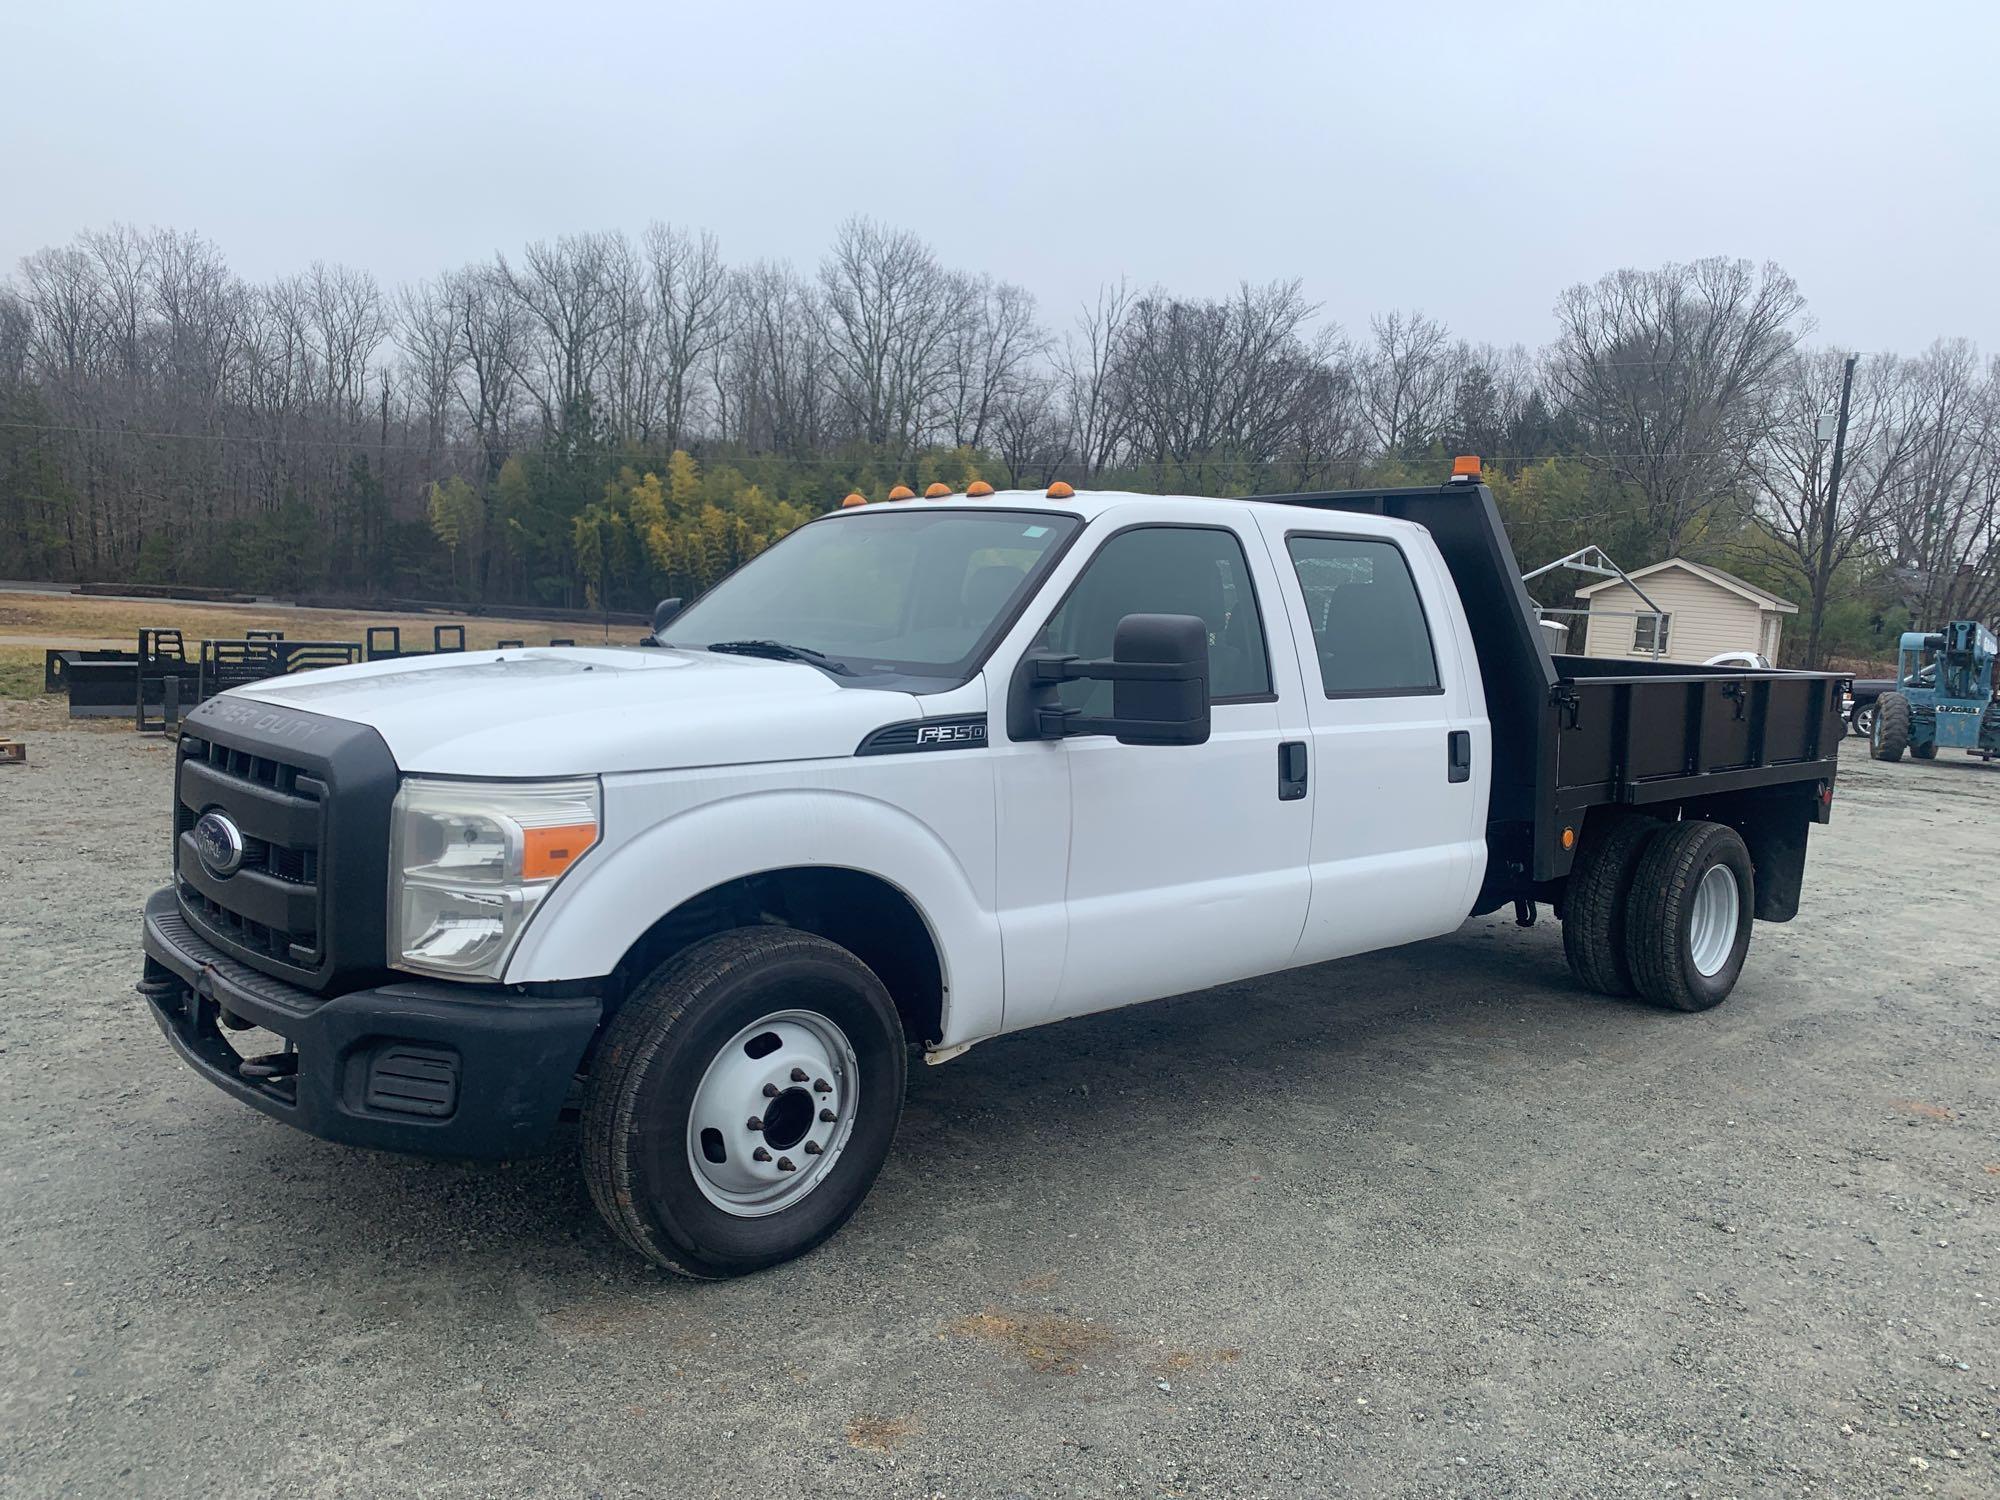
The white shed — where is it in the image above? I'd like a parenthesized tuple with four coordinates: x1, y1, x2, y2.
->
(1575, 558, 1796, 665)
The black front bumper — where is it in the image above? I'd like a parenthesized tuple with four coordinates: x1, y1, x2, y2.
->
(141, 887, 600, 1160)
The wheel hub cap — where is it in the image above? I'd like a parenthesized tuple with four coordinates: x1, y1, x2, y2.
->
(686, 1009, 858, 1217)
(1688, 863, 1740, 978)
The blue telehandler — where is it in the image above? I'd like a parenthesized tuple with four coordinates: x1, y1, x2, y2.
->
(1869, 620, 2000, 762)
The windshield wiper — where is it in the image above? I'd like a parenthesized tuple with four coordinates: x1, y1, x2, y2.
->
(704, 639, 853, 674)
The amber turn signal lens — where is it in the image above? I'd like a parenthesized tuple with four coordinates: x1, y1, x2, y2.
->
(924, 482, 952, 498)
(1560, 825, 1576, 851)
(886, 484, 915, 501)
(965, 481, 995, 497)
(1046, 481, 1075, 499)
(523, 822, 598, 880)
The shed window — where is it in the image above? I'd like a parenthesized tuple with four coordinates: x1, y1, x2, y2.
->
(1634, 613, 1670, 654)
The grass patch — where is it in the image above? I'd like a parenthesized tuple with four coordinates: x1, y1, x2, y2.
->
(0, 648, 45, 700)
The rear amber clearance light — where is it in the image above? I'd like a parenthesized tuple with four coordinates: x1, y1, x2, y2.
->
(523, 822, 599, 880)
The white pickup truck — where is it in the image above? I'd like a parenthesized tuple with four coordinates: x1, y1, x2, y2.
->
(140, 471, 1845, 1277)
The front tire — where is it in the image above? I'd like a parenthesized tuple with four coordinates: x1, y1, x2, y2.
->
(581, 928, 908, 1278)
(1622, 820, 1755, 1012)
(1871, 692, 1911, 760)
(1848, 702, 1873, 739)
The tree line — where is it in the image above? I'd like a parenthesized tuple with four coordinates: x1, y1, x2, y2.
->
(1, 218, 1994, 663)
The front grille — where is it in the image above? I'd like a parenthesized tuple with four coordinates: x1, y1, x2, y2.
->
(171, 697, 398, 994)
(175, 735, 324, 967)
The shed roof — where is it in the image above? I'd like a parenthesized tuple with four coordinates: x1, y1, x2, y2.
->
(1575, 557, 1797, 614)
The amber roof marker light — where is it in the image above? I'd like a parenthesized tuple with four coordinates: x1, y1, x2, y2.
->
(923, 482, 952, 499)
(840, 492, 867, 508)
(886, 484, 915, 501)
(1046, 481, 1075, 499)
(964, 481, 995, 497)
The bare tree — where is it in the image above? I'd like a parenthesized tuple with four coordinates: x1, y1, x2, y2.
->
(1057, 280, 1134, 480)
(816, 217, 970, 451)
(498, 233, 623, 430)
(1877, 341, 2000, 626)
(941, 276, 1045, 451)
(1359, 310, 1454, 453)
(1749, 350, 1917, 664)
(1548, 257, 1808, 556)
(721, 261, 829, 456)
(644, 223, 731, 452)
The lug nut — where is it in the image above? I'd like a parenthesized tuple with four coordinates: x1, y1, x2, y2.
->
(812, 1078, 832, 1093)
(752, 1147, 772, 1162)
(790, 1067, 809, 1083)
(776, 1156, 796, 1173)
(762, 1083, 780, 1098)
(819, 1108, 836, 1123)
(747, 1116, 763, 1131)
(803, 1141, 822, 1156)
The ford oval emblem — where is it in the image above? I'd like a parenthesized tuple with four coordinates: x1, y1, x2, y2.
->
(193, 810, 246, 877)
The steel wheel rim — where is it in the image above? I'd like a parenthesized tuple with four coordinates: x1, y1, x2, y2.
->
(1688, 863, 1740, 978)
(686, 1009, 859, 1217)
(1853, 705, 1873, 737)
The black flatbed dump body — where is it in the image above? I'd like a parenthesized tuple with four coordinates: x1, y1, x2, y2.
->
(1253, 480, 1844, 914)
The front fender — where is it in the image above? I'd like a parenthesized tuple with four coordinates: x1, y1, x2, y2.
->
(501, 785, 1002, 1047)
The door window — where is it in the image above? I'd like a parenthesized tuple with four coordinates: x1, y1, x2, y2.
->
(1039, 525, 1271, 711)
(1286, 535, 1440, 696)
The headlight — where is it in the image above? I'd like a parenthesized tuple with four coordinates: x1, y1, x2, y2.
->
(389, 777, 600, 979)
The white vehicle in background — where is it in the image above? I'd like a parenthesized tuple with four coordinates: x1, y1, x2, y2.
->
(1704, 651, 1774, 670)
(139, 465, 1846, 1278)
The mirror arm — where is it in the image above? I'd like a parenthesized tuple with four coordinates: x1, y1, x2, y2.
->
(1036, 706, 1205, 740)
(1031, 654, 1194, 685)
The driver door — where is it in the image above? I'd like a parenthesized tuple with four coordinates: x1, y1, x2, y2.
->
(1010, 519, 1314, 1027)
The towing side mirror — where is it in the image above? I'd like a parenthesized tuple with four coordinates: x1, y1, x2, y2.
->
(1009, 612, 1211, 746)
(644, 597, 684, 646)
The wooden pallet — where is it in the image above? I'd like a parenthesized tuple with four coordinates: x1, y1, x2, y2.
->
(0, 738, 24, 765)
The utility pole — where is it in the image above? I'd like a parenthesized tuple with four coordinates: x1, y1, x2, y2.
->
(1812, 352, 1858, 668)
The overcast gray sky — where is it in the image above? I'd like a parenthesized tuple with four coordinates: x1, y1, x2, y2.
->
(6, 0, 1996, 355)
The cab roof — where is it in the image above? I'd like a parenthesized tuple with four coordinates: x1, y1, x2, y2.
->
(828, 486, 1428, 535)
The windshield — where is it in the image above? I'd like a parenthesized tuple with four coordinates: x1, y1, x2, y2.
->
(665, 508, 1080, 679)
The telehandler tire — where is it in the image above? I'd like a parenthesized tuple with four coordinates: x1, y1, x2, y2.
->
(1871, 692, 1911, 761)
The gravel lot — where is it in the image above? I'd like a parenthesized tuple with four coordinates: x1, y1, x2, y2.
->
(2, 717, 1996, 1499)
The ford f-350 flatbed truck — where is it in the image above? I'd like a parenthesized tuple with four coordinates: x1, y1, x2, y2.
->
(140, 468, 1843, 1277)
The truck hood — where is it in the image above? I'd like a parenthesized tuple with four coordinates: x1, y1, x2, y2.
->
(221, 647, 917, 776)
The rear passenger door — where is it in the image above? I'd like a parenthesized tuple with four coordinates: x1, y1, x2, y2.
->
(1257, 520, 1486, 962)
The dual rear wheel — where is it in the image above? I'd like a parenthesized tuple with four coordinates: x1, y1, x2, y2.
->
(1562, 816, 1755, 1011)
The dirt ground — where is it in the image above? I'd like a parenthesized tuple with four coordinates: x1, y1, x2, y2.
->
(0, 726, 1994, 1499)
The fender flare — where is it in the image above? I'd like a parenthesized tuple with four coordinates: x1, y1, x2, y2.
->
(502, 787, 1003, 1046)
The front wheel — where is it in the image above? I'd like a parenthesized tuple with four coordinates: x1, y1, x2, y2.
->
(1622, 820, 1755, 1012)
(1848, 702, 1873, 739)
(1871, 692, 1911, 761)
(581, 928, 908, 1278)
